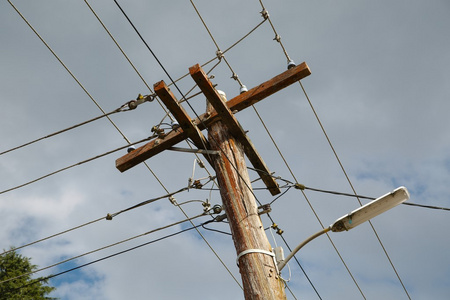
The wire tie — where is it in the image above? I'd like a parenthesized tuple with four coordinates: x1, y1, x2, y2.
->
(169, 195, 177, 205)
(274, 34, 281, 43)
(105, 213, 113, 221)
(236, 249, 275, 266)
(294, 183, 305, 190)
(260, 9, 269, 20)
(197, 159, 205, 169)
(216, 50, 224, 60)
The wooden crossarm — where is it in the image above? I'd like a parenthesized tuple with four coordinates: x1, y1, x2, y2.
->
(190, 64, 281, 196)
(115, 129, 186, 172)
(226, 62, 311, 112)
(115, 62, 311, 173)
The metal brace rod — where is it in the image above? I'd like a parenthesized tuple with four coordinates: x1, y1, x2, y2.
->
(168, 147, 220, 155)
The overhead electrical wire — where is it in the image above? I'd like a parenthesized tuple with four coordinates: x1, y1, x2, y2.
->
(256, 0, 411, 298)
(82, 0, 174, 121)
(0, 99, 149, 157)
(246, 170, 450, 212)
(0, 136, 154, 196)
(1, 217, 217, 293)
(2, 226, 186, 294)
(304, 185, 450, 211)
(245, 0, 364, 297)
(7, 1, 172, 223)
(297, 45, 411, 300)
(189, 0, 249, 90)
(7, 0, 131, 145)
(0, 184, 195, 258)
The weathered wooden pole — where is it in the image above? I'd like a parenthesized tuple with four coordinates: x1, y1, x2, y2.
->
(206, 91, 286, 300)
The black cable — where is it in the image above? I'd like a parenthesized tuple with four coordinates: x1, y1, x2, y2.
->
(402, 201, 450, 211)
(0, 136, 153, 196)
(5, 220, 213, 294)
(248, 168, 450, 212)
(304, 186, 375, 200)
(107, 186, 189, 219)
(304, 186, 450, 211)
(201, 222, 232, 236)
(0, 108, 119, 157)
(269, 185, 292, 205)
(0, 185, 194, 257)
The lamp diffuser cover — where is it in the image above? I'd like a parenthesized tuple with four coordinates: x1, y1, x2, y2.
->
(330, 186, 410, 232)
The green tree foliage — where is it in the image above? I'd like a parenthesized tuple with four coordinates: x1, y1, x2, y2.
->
(0, 249, 56, 300)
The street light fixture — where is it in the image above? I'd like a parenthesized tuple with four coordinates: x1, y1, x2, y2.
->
(278, 186, 410, 271)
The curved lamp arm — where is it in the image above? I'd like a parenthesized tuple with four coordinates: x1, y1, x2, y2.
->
(278, 227, 330, 271)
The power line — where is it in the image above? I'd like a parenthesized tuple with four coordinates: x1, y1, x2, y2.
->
(0, 136, 153, 196)
(297, 80, 411, 299)
(2, 218, 216, 294)
(0, 212, 210, 286)
(402, 202, 450, 211)
(0, 184, 193, 257)
(304, 186, 450, 211)
(249, 1, 367, 297)
(246, 170, 450, 212)
(0, 99, 150, 157)
(189, 0, 249, 91)
(255, 0, 413, 298)
(7, 0, 131, 145)
(82, 0, 176, 122)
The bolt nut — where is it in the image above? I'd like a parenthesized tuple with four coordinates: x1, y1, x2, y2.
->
(128, 100, 138, 110)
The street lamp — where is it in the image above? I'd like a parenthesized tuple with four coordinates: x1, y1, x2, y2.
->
(278, 186, 410, 271)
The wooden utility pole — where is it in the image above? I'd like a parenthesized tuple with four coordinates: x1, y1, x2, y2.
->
(115, 62, 311, 299)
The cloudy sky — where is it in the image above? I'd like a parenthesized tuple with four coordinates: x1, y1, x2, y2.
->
(1, 0, 449, 299)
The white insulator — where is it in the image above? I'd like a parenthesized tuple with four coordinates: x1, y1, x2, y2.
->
(127, 145, 136, 153)
(171, 120, 180, 130)
(287, 60, 296, 69)
(240, 85, 248, 94)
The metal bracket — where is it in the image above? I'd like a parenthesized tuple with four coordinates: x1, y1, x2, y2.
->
(167, 147, 219, 155)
